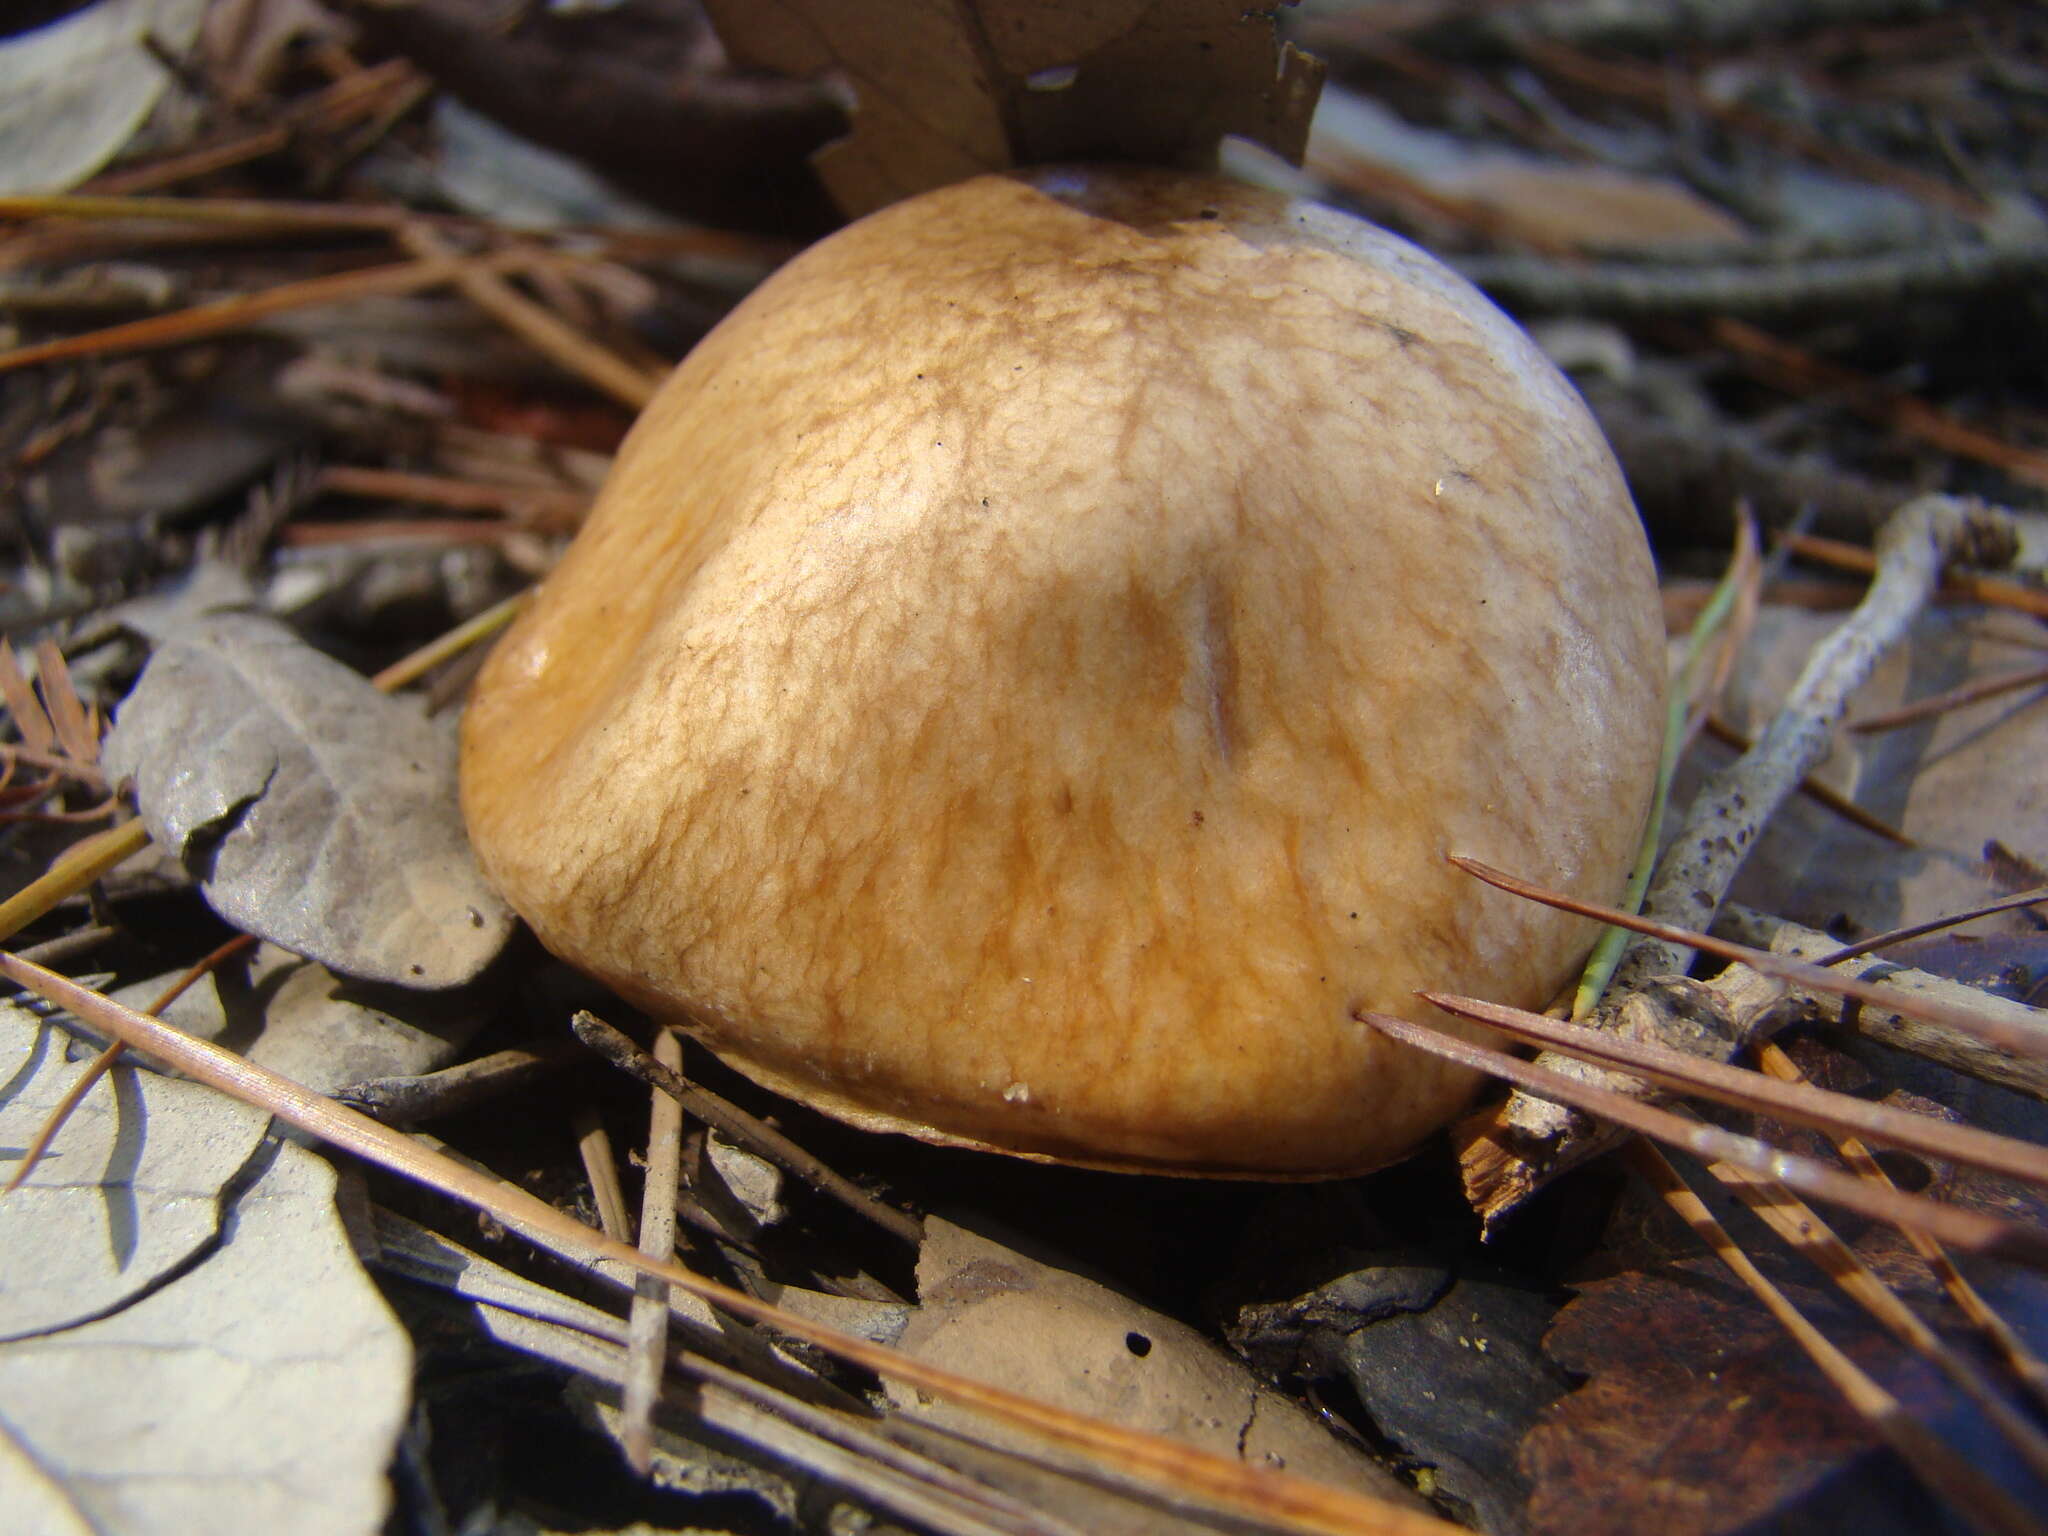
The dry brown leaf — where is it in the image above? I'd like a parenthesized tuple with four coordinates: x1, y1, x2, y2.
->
(0, 642, 57, 757)
(1712, 606, 2048, 941)
(885, 1218, 1420, 1533)
(701, 0, 1325, 216)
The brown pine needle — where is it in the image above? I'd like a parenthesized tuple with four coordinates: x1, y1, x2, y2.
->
(0, 820, 152, 945)
(1819, 887, 2048, 966)
(1710, 317, 2048, 491)
(0, 249, 539, 375)
(1700, 1140, 2048, 1490)
(1450, 856, 2048, 1059)
(1757, 1041, 2048, 1411)
(0, 191, 413, 231)
(1850, 663, 2048, 734)
(0, 953, 1451, 1536)
(1418, 991, 2048, 1188)
(1358, 1010, 2048, 1266)
(1626, 1140, 2046, 1536)
(575, 1106, 634, 1244)
(368, 592, 526, 692)
(396, 223, 663, 409)
(4, 931, 257, 1193)
(315, 465, 587, 528)
(1786, 532, 2048, 622)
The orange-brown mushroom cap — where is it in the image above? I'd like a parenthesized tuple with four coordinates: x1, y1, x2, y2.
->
(459, 167, 1665, 1176)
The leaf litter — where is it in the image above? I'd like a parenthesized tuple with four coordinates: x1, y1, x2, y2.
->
(100, 610, 511, 989)
(0, 1011, 411, 1536)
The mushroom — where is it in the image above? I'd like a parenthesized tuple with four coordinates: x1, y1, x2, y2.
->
(459, 166, 1664, 1177)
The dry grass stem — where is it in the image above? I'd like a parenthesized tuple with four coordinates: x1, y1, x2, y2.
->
(575, 1106, 634, 1244)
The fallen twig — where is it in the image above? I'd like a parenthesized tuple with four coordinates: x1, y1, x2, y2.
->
(622, 1027, 686, 1474)
(1461, 494, 2024, 1221)
(1362, 1010, 2048, 1266)
(572, 1012, 925, 1248)
(1452, 236, 2048, 319)
(1714, 904, 2048, 1102)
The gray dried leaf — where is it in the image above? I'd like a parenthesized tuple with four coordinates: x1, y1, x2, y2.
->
(101, 613, 513, 988)
(0, 0, 208, 195)
(114, 941, 486, 1096)
(0, 1019, 410, 1536)
(0, 1018, 271, 1343)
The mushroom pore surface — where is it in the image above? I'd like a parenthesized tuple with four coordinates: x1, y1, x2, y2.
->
(459, 166, 1665, 1177)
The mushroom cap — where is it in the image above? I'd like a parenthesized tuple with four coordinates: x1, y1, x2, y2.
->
(460, 167, 1665, 1177)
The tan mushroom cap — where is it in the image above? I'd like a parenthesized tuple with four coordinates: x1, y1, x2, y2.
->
(460, 167, 1665, 1177)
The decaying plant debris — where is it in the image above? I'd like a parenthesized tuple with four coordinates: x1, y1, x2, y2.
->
(2, 2, 2047, 1534)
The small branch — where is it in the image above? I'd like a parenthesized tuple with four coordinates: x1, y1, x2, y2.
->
(1453, 236, 2048, 320)
(341, 1041, 581, 1123)
(622, 1027, 686, 1475)
(1461, 494, 2024, 1221)
(1714, 905, 2048, 1103)
(1628, 495, 2016, 983)
(572, 1012, 924, 1248)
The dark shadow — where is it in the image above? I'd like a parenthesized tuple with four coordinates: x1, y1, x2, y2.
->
(100, 1061, 146, 1270)
(0, 1016, 54, 1107)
